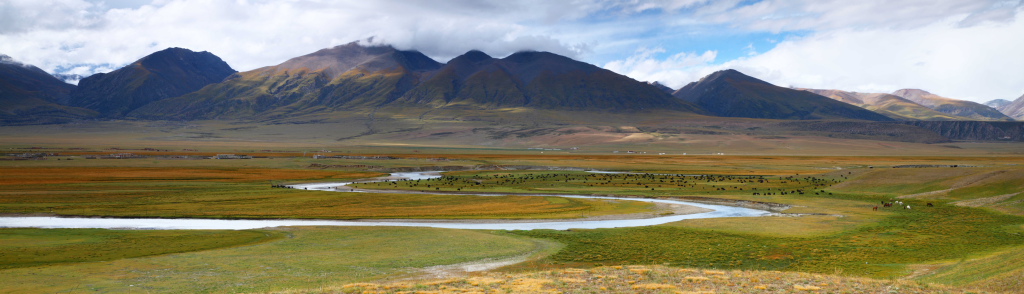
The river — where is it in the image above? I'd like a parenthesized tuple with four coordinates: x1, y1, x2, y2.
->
(0, 171, 770, 230)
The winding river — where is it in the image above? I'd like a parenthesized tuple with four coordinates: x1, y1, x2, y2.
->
(0, 171, 770, 230)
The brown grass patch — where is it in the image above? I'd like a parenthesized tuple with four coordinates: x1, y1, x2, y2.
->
(0, 167, 380, 185)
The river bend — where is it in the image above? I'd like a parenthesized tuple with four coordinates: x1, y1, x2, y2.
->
(0, 171, 770, 230)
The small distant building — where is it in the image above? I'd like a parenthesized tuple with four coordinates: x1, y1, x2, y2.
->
(99, 153, 145, 159)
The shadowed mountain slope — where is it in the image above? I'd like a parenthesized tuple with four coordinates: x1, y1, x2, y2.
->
(892, 89, 1011, 121)
(0, 55, 97, 125)
(673, 70, 892, 121)
(130, 43, 444, 120)
(800, 88, 967, 121)
(130, 43, 702, 121)
(997, 94, 1024, 120)
(69, 48, 236, 117)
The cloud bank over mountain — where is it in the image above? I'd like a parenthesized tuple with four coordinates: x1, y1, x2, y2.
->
(0, 0, 1021, 102)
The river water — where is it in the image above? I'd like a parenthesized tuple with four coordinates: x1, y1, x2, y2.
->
(0, 171, 770, 230)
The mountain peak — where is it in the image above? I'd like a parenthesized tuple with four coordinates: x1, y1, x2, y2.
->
(674, 69, 893, 121)
(1, 56, 95, 124)
(699, 69, 769, 85)
(1001, 93, 1024, 120)
(70, 48, 236, 117)
(892, 89, 933, 98)
(985, 99, 1013, 110)
(274, 42, 439, 77)
(454, 50, 493, 62)
(892, 88, 1011, 121)
(503, 51, 578, 64)
(0, 54, 23, 66)
(499, 50, 601, 83)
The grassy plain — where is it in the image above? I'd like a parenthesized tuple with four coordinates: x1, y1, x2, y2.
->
(3, 138, 1024, 293)
(0, 228, 280, 270)
(0, 227, 541, 293)
(349, 159, 1024, 288)
(0, 162, 655, 219)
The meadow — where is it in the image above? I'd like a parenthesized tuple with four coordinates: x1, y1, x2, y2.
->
(0, 227, 544, 293)
(0, 164, 655, 219)
(2, 143, 1024, 293)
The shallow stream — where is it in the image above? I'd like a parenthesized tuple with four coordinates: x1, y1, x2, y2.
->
(0, 171, 770, 230)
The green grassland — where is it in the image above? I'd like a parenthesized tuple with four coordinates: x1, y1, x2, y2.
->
(3, 145, 1024, 293)
(0, 227, 541, 293)
(350, 165, 1024, 286)
(0, 228, 280, 270)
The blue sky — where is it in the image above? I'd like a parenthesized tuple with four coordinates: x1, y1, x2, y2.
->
(1, 0, 1022, 102)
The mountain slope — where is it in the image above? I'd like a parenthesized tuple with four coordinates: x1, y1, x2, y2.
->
(130, 43, 442, 120)
(0, 55, 97, 125)
(131, 43, 702, 121)
(69, 48, 236, 117)
(673, 70, 892, 121)
(999, 94, 1024, 120)
(399, 50, 697, 111)
(892, 89, 1011, 121)
(800, 88, 967, 121)
(985, 99, 1012, 111)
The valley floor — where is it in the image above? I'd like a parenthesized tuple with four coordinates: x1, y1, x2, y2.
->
(1, 137, 1023, 293)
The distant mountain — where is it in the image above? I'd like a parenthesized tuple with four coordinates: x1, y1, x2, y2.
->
(0, 55, 97, 125)
(131, 43, 701, 120)
(891, 89, 1011, 121)
(673, 70, 892, 121)
(800, 88, 967, 121)
(999, 94, 1024, 120)
(69, 48, 236, 118)
(985, 99, 1013, 110)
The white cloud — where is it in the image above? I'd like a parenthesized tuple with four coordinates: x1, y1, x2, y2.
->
(2, 0, 1022, 102)
(605, 2, 1024, 102)
(0, 0, 596, 76)
(695, 0, 1021, 32)
(719, 10, 1024, 102)
(604, 47, 717, 88)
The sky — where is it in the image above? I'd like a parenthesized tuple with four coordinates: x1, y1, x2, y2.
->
(1, 0, 1022, 103)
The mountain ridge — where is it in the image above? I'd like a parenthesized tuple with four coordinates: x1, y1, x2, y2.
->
(798, 88, 969, 121)
(0, 55, 97, 125)
(999, 94, 1024, 120)
(673, 69, 893, 121)
(130, 43, 702, 121)
(891, 89, 1011, 121)
(69, 47, 236, 118)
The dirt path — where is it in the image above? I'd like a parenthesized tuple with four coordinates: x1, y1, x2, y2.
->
(414, 238, 561, 279)
(952, 192, 1021, 207)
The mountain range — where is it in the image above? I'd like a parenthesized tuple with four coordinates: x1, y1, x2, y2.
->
(891, 89, 1012, 121)
(0, 42, 1021, 142)
(70, 48, 236, 118)
(129, 43, 701, 120)
(800, 89, 979, 121)
(0, 55, 96, 125)
(674, 70, 892, 121)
